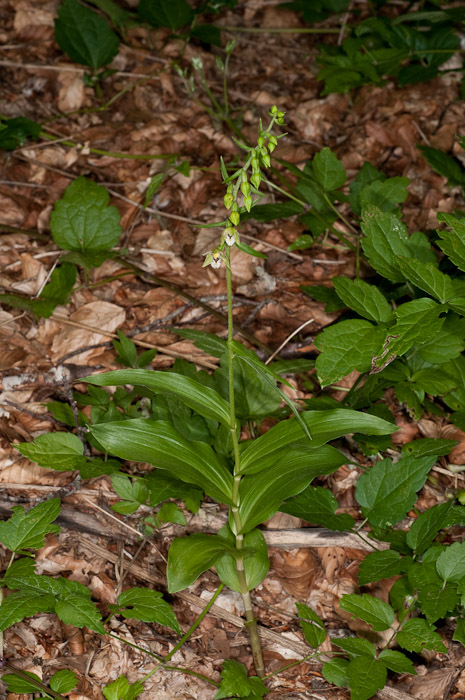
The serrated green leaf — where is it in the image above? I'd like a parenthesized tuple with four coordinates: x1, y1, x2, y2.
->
(333, 277, 393, 323)
(0, 116, 41, 150)
(138, 0, 193, 30)
(355, 454, 436, 528)
(39, 262, 77, 314)
(418, 146, 465, 187)
(396, 257, 454, 303)
(378, 649, 416, 675)
(315, 319, 386, 386)
(322, 658, 350, 687)
(0, 499, 61, 553)
(215, 659, 267, 699)
(415, 315, 465, 364)
(111, 474, 148, 512)
(281, 484, 355, 532)
(16, 432, 84, 471)
(239, 446, 346, 532)
(453, 618, 465, 646)
(90, 419, 234, 505)
(167, 534, 232, 593)
(50, 669, 78, 693)
(84, 369, 232, 427)
(358, 550, 406, 585)
(239, 409, 394, 474)
(54, 0, 119, 70)
(55, 595, 105, 634)
(103, 676, 144, 700)
(347, 656, 387, 700)
(396, 618, 447, 653)
(333, 636, 376, 659)
(215, 527, 269, 593)
(359, 176, 409, 212)
(50, 176, 122, 253)
(301, 284, 346, 313)
(406, 501, 453, 554)
(113, 588, 181, 633)
(339, 593, 394, 631)
(361, 206, 412, 282)
(312, 147, 346, 191)
(437, 540, 465, 583)
(437, 213, 465, 273)
(296, 602, 326, 648)
(0, 591, 55, 632)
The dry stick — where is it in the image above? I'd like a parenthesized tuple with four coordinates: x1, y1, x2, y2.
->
(265, 318, 314, 365)
(0, 58, 160, 80)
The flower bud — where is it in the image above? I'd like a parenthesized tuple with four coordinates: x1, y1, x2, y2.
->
(240, 180, 250, 196)
(262, 153, 271, 168)
(268, 142, 276, 153)
(270, 105, 278, 114)
(269, 135, 277, 146)
(224, 192, 234, 209)
(257, 135, 265, 148)
(251, 157, 260, 171)
(250, 172, 261, 189)
(229, 210, 240, 225)
(243, 194, 253, 212)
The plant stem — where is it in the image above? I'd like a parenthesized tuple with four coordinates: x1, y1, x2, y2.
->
(225, 246, 266, 679)
(217, 25, 341, 34)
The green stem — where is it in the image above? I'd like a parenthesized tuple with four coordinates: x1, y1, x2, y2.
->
(38, 131, 175, 160)
(216, 25, 341, 34)
(225, 247, 266, 679)
(139, 583, 225, 684)
(0, 552, 16, 659)
(323, 193, 359, 236)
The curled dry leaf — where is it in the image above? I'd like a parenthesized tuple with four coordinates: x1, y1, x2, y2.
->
(391, 417, 419, 445)
(408, 667, 455, 699)
(271, 549, 320, 599)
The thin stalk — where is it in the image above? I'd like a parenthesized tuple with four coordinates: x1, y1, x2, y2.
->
(216, 25, 341, 34)
(38, 131, 174, 160)
(225, 246, 266, 679)
(323, 193, 359, 236)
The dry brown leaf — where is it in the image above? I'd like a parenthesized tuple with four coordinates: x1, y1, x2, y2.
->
(408, 668, 455, 699)
(271, 549, 319, 599)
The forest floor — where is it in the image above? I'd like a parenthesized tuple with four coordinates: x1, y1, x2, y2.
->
(1, 1, 465, 699)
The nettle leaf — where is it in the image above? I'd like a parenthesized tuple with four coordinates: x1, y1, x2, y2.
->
(90, 419, 234, 505)
(359, 176, 409, 212)
(50, 176, 122, 254)
(315, 319, 386, 386)
(415, 315, 465, 364)
(167, 534, 233, 593)
(322, 658, 350, 688)
(453, 618, 465, 647)
(333, 277, 393, 323)
(0, 499, 61, 553)
(55, 595, 105, 634)
(54, 0, 119, 70)
(296, 602, 326, 648)
(436, 540, 465, 583)
(339, 593, 395, 631)
(361, 206, 412, 282)
(358, 550, 407, 585)
(437, 213, 465, 273)
(0, 591, 55, 632)
(396, 618, 447, 653)
(16, 433, 85, 471)
(396, 257, 454, 303)
(378, 299, 445, 367)
(406, 501, 454, 554)
(111, 473, 149, 514)
(402, 438, 459, 459)
(215, 527, 269, 593)
(347, 657, 387, 700)
(215, 660, 267, 700)
(282, 484, 355, 532)
(39, 262, 77, 315)
(312, 147, 346, 191)
(333, 636, 376, 659)
(50, 669, 78, 693)
(137, 0, 193, 30)
(378, 649, 416, 675)
(355, 454, 436, 528)
(84, 369, 232, 426)
(238, 446, 346, 532)
(103, 676, 144, 700)
(239, 409, 394, 474)
(112, 588, 181, 633)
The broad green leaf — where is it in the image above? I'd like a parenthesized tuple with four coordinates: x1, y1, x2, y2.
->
(215, 356, 283, 422)
(406, 501, 453, 554)
(55, 595, 105, 633)
(0, 591, 55, 632)
(332, 636, 376, 659)
(437, 540, 465, 583)
(215, 660, 267, 700)
(361, 206, 412, 282)
(417, 579, 458, 624)
(281, 484, 355, 532)
(240, 409, 394, 474)
(50, 670, 78, 693)
(355, 454, 436, 528)
(215, 527, 269, 593)
(54, 0, 119, 70)
(339, 593, 395, 631)
(167, 534, 233, 593)
(415, 316, 465, 364)
(0, 499, 61, 553)
(315, 319, 386, 386)
(322, 658, 349, 688)
(453, 618, 465, 647)
(2, 672, 45, 695)
(312, 147, 346, 191)
(245, 200, 303, 222)
(411, 368, 457, 396)
(378, 649, 416, 675)
(238, 446, 346, 532)
(171, 328, 227, 358)
(349, 161, 385, 215)
(359, 176, 409, 212)
(146, 471, 202, 513)
(16, 433, 85, 470)
(157, 502, 186, 525)
(347, 657, 387, 700)
(418, 146, 465, 187)
(296, 602, 326, 648)
(0, 116, 41, 150)
(90, 419, 234, 505)
(301, 284, 346, 313)
(437, 213, 465, 273)
(103, 676, 144, 700)
(396, 618, 447, 653)
(50, 176, 122, 253)
(378, 299, 445, 367)
(358, 550, 406, 585)
(333, 277, 393, 323)
(86, 368, 232, 427)
(38, 262, 77, 316)
(112, 588, 181, 633)
(408, 230, 437, 263)
(396, 257, 454, 303)
(111, 474, 148, 514)
(137, 0, 193, 29)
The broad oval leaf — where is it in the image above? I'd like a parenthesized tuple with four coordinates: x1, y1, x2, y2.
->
(215, 527, 269, 592)
(436, 540, 465, 583)
(0, 499, 61, 553)
(90, 419, 234, 505)
(84, 368, 232, 427)
(333, 276, 393, 323)
(296, 602, 326, 649)
(239, 409, 394, 474)
(114, 588, 181, 633)
(16, 433, 84, 470)
(167, 534, 232, 593)
(339, 593, 395, 631)
(347, 657, 387, 700)
(396, 618, 446, 653)
(312, 147, 346, 191)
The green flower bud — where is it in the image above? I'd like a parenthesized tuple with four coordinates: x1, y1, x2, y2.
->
(269, 135, 277, 146)
(250, 172, 261, 189)
(243, 194, 253, 212)
(257, 135, 265, 148)
(262, 153, 271, 168)
(260, 146, 267, 157)
(224, 193, 234, 209)
(277, 111, 285, 119)
(229, 211, 240, 225)
(268, 142, 276, 153)
(270, 105, 278, 114)
(251, 157, 260, 171)
(241, 181, 250, 196)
